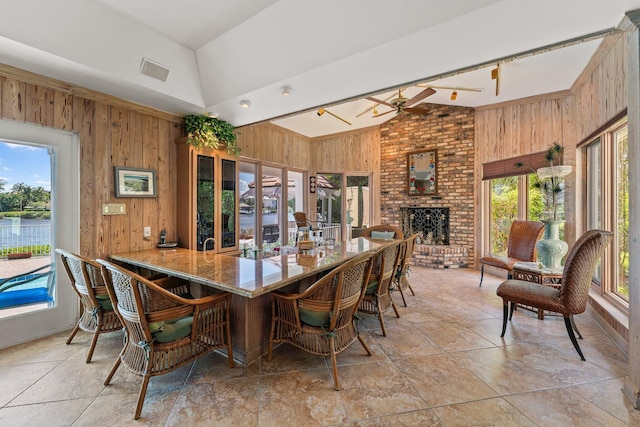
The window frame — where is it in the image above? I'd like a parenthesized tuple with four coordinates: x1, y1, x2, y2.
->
(582, 117, 629, 313)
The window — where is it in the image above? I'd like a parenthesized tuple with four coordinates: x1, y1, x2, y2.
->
(483, 150, 558, 256)
(584, 119, 628, 305)
(488, 176, 518, 255)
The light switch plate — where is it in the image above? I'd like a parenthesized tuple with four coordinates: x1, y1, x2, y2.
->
(102, 203, 126, 215)
(144, 226, 151, 237)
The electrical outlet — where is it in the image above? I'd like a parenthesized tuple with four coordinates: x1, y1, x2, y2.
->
(143, 226, 151, 238)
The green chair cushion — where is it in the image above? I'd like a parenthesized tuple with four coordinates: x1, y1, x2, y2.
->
(95, 294, 113, 310)
(298, 307, 331, 327)
(151, 315, 194, 343)
(371, 231, 395, 240)
(148, 321, 165, 334)
(365, 279, 379, 295)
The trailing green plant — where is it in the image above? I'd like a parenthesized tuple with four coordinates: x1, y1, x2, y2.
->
(184, 115, 240, 155)
(1, 244, 51, 258)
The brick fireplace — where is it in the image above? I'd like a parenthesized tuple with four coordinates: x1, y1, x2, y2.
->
(378, 104, 475, 269)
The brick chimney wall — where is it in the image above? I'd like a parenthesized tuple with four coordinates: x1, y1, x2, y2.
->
(379, 104, 475, 266)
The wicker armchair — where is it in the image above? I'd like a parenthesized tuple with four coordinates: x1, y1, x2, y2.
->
(293, 211, 321, 231)
(496, 229, 613, 361)
(56, 249, 122, 363)
(394, 232, 420, 307)
(358, 240, 402, 336)
(478, 220, 545, 286)
(97, 259, 234, 420)
(268, 251, 375, 390)
(359, 224, 404, 240)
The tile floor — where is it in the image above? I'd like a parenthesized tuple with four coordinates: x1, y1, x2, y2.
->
(0, 267, 638, 426)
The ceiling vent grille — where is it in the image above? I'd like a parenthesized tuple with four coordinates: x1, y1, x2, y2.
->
(140, 58, 170, 82)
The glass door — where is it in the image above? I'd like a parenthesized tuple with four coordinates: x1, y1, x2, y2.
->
(316, 173, 342, 240)
(220, 159, 237, 249)
(196, 155, 215, 251)
(0, 120, 79, 348)
(261, 165, 283, 246)
(346, 175, 371, 238)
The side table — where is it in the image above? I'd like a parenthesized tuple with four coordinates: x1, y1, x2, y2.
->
(512, 262, 563, 320)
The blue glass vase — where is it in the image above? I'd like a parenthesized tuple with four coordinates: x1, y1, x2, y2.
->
(536, 220, 568, 268)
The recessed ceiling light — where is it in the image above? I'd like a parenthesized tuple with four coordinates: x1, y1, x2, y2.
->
(240, 100, 251, 108)
(279, 86, 292, 96)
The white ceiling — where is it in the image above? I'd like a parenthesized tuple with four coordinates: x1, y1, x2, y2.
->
(0, 0, 638, 138)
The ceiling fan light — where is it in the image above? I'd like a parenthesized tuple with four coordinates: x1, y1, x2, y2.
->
(240, 100, 251, 108)
(450, 90, 458, 101)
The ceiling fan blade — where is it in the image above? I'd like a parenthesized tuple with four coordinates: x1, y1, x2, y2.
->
(356, 92, 401, 118)
(371, 109, 395, 118)
(406, 87, 436, 106)
(405, 107, 430, 115)
(366, 96, 394, 108)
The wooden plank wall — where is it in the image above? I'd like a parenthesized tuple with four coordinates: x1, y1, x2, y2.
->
(474, 31, 627, 253)
(236, 122, 311, 169)
(0, 64, 182, 259)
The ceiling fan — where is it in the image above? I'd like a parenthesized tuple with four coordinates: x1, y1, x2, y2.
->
(366, 87, 436, 117)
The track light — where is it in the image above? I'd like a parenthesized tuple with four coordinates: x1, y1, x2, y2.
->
(316, 108, 352, 125)
(450, 90, 457, 101)
(491, 64, 500, 96)
(372, 106, 379, 115)
(240, 100, 251, 108)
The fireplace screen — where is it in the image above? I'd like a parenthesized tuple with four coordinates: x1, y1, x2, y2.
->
(401, 207, 449, 245)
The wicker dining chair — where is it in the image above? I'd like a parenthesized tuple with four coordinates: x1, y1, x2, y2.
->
(359, 224, 405, 240)
(394, 232, 420, 307)
(97, 259, 234, 420)
(478, 220, 545, 286)
(56, 249, 122, 363)
(496, 229, 613, 361)
(268, 251, 375, 390)
(358, 240, 402, 336)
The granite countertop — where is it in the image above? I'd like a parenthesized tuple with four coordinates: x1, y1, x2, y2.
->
(109, 237, 386, 298)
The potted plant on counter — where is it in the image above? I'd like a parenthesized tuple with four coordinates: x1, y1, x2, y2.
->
(184, 115, 240, 155)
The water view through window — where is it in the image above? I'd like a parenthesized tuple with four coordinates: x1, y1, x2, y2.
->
(0, 141, 54, 317)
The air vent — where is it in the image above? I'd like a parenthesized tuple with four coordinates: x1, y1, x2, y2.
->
(140, 58, 170, 82)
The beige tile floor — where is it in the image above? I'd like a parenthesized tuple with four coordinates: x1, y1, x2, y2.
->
(0, 267, 638, 426)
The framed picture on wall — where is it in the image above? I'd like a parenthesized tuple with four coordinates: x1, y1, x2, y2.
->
(407, 150, 437, 195)
(114, 167, 157, 197)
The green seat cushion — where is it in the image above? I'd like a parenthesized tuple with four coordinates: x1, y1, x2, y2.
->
(298, 307, 331, 327)
(95, 294, 113, 310)
(365, 279, 379, 295)
(151, 315, 194, 343)
(371, 231, 395, 240)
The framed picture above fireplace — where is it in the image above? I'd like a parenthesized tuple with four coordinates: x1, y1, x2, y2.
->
(408, 149, 437, 195)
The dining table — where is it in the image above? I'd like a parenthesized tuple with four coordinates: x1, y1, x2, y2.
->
(109, 237, 388, 365)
